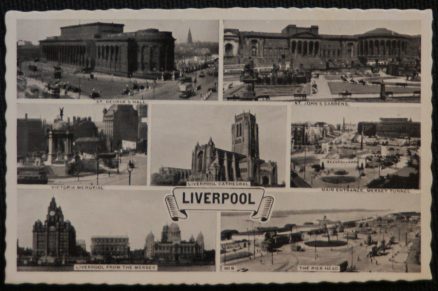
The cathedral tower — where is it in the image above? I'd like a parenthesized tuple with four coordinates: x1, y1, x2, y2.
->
(231, 112, 259, 158)
(187, 28, 193, 44)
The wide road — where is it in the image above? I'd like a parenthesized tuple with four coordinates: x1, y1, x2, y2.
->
(19, 61, 218, 100)
(49, 154, 147, 186)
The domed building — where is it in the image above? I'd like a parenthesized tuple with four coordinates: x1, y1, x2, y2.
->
(144, 223, 205, 264)
(224, 25, 420, 70)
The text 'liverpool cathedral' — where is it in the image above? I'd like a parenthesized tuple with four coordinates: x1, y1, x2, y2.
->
(40, 22, 175, 77)
(154, 112, 278, 186)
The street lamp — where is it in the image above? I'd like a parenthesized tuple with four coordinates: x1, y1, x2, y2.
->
(127, 160, 134, 185)
(95, 155, 99, 185)
(116, 151, 120, 174)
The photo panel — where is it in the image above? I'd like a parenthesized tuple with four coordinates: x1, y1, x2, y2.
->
(17, 103, 148, 186)
(221, 191, 421, 273)
(223, 20, 421, 103)
(150, 103, 288, 188)
(17, 189, 217, 272)
(290, 106, 421, 190)
(17, 19, 219, 101)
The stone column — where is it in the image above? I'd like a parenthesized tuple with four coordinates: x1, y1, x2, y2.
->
(64, 137, 69, 161)
(137, 45, 143, 73)
(232, 154, 237, 181)
(47, 131, 53, 165)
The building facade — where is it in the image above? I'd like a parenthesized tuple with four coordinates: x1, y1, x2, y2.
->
(224, 25, 420, 69)
(358, 118, 420, 138)
(102, 105, 139, 151)
(40, 22, 175, 77)
(17, 114, 46, 158)
(376, 118, 421, 138)
(189, 112, 278, 186)
(291, 122, 334, 149)
(91, 236, 130, 259)
(32, 197, 77, 260)
(144, 223, 205, 264)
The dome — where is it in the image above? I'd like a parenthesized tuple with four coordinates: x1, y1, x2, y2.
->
(146, 231, 155, 241)
(52, 119, 69, 131)
(361, 28, 402, 38)
(169, 223, 180, 232)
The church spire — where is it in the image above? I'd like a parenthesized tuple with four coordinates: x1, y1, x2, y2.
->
(187, 28, 193, 44)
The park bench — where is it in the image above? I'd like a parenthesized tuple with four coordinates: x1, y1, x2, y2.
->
(226, 96, 241, 101)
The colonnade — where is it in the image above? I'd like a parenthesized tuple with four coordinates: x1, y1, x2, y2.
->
(95, 44, 122, 72)
(290, 40, 320, 57)
(42, 45, 88, 66)
(358, 39, 408, 57)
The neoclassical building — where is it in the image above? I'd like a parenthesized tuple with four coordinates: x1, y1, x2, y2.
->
(32, 197, 77, 260)
(224, 25, 421, 69)
(144, 223, 205, 264)
(40, 22, 175, 77)
(189, 112, 278, 186)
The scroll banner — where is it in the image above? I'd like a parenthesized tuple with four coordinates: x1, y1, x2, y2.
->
(165, 187, 274, 222)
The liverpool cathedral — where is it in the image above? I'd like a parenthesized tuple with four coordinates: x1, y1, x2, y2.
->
(154, 112, 278, 186)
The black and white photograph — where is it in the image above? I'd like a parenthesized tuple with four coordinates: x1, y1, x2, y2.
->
(17, 19, 218, 100)
(221, 192, 421, 273)
(4, 8, 433, 285)
(17, 103, 148, 185)
(224, 20, 421, 102)
(290, 106, 421, 189)
(17, 189, 216, 271)
(150, 104, 287, 187)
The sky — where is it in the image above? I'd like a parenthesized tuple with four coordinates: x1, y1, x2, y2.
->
(222, 191, 420, 231)
(18, 189, 216, 251)
(150, 104, 287, 183)
(290, 106, 421, 125)
(225, 20, 421, 36)
(17, 19, 219, 44)
(18, 104, 136, 123)
(270, 191, 421, 212)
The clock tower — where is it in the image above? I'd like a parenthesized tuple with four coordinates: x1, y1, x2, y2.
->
(32, 197, 77, 259)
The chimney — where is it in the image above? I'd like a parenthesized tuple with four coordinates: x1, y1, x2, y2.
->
(25, 113, 28, 120)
